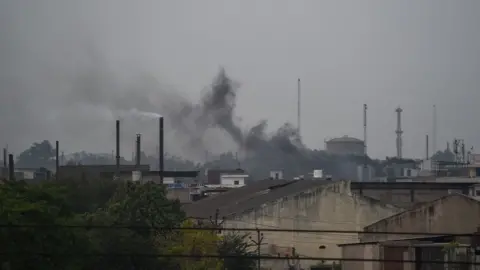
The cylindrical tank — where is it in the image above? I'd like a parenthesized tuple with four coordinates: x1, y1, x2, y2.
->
(326, 136, 365, 156)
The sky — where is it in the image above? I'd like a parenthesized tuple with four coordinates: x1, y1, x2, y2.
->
(1, 0, 480, 160)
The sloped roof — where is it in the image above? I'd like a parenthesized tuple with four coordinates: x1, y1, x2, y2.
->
(364, 193, 480, 231)
(184, 179, 331, 219)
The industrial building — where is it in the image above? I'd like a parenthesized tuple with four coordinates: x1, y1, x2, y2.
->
(325, 136, 365, 156)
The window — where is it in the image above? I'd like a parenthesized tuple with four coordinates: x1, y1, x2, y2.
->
(407, 169, 411, 177)
(475, 190, 480, 197)
(234, 180, 239, 185)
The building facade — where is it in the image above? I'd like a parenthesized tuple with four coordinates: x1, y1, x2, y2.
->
(185, 180, 401, 269)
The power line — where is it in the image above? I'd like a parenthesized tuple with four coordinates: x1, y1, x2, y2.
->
(0, 223, 475, 237)
(0, 252, 475, 265)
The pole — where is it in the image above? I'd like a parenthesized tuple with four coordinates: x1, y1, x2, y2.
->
(115, 120, 120, 180)
(159, 117, 164, 184)
(363, 104, 367, 168)
(433, 105, 436, 155)
(297, 78, 301, 137)
(55, 141, 59, 179)
(8, 154, 14, 181)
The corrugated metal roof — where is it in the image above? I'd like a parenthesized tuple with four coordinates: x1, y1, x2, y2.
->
(184, 179, 332, 219)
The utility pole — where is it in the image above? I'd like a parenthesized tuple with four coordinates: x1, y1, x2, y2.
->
(249, 228, 265, 270)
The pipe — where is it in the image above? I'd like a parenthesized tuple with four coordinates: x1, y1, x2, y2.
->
(159, 117, 164, 184)
(136, 134, 141, 169)
(115, 120, 120, 179)
(8, 154, 14, 180)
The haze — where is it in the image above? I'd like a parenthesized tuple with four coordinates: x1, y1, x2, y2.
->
(1, 0, 479, 160)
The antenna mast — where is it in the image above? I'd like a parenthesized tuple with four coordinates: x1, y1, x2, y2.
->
(363, 104, 367, 168)
(433, 105, 437, 155)
(297, 78, 301, 137)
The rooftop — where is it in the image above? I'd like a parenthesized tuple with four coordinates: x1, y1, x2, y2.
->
(184, 179, 332, 219)
(327, 136, 363, 143)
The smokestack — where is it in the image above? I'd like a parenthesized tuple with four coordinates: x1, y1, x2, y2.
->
(115, 120, 120, 179)
(159, 117, 164, 184)
(3, 148, 6, 168)
(136, 134, 141, 169)
(395, 107, 403, 158)
(55, 141, 59, 179)
(426, 135, 429, 160)
(297, 78, 301, 137)
(8, 154, 14, 181)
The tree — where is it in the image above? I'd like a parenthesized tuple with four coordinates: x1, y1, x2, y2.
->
(0, 180, 89, 270)
(164, 219, 223, 270)
(218, 233, 256, 270)
(16, 140, 56, 169)
(81, 182, 186, 269)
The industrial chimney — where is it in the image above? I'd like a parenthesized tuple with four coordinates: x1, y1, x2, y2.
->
(115, 120, 120, 179)
(135, 134, 141, 169)
(8, 154, 14, 180)
(395, 107, 403, 158)
(159, 117, 164, 184)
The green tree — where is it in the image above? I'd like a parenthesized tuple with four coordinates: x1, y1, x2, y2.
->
(165, 219, 223, 270)
(0, 180, 89, 270)
(16, 140, 56, 169)
(81, 182, 186, 269)
(218, 233, 256, 270)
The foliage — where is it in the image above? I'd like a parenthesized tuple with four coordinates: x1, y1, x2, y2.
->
(54, 176, 121, 213)
(1, 172, 258, 269)
(164, 219, 223, 270)
(218, 232, 256, 270)
(0, 180, 88, 270)
(16, 140, 56, 169)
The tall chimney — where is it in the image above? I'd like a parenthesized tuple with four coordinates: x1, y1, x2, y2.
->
(395, 107, 403, 158)
(8, 154, 14, 180)
(115, 120, 120, 179)
(55, 141, 59, 179)
(136, 134, 141, 169)
(426, 135, 429, 160)
(159, 117, 164, 184)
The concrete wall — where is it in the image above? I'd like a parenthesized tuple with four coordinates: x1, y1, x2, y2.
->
(341, 244, 381, 270)
(351, 182, 472, 208)
(225, 181, 400, 268)
(362, 194, 480, 243)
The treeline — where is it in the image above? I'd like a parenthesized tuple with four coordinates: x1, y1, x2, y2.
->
(11, 140, 384, 180)
(0, 177, 255, 270)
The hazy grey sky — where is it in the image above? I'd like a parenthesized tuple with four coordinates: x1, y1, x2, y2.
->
(1, 0, 479, 159)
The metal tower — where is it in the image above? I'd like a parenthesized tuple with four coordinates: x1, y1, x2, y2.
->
(297, 78, 301, 137)
(363, 104, 367, 168)
(395, 107, 403, 158)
